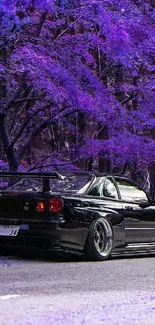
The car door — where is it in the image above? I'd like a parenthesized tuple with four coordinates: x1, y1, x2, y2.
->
(114, 177, 155, 244)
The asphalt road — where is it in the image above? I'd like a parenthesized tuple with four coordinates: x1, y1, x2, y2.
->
(0, 249, 155, 325)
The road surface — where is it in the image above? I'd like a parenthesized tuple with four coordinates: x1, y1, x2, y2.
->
(0, 249, 155, 325)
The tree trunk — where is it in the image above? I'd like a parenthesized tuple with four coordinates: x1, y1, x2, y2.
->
(150, 165, 155, 198)
(0, 132, 3, 159)
(85, 158, 93, 171)
(77, 112, 86, 169)
(0, 114, 19, 171)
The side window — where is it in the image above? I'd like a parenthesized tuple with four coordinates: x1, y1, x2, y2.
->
(115, 178, 148, 203)
(87, 177, 104, 196)
(102, 178, 118, 199)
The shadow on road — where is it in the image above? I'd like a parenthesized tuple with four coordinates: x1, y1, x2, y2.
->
(0, 246, 84, 263)
(1, 246, 155, 264)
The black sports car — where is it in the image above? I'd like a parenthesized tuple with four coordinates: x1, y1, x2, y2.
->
(0, 171, 155, 261)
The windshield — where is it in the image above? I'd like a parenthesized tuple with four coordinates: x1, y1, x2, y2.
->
(0, 174, 93, 194)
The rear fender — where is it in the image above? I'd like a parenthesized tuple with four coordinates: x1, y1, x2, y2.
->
(85, 211, 125, 249)
(82, 209, 124, 226)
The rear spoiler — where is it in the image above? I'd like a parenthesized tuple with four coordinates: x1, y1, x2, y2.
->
(0, 171, 67, 180)
(0, 171, 67, 192)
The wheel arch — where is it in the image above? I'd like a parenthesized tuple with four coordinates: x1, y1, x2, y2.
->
(84, 210, 125, 251)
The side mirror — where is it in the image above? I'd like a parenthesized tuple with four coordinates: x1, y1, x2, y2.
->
(139, 201, 151, 208)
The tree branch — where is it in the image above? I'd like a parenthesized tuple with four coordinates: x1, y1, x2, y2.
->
(17, 106, 73, 161)
(94, 125, 106, 139)
(121, 91, 139, 105)
(14, 97, 41, 103)
(11, 104, 52, 146)
(28, 154, 55, 171)
(7, 71, 27, 108)
(35, 11, 47, 44)
(28, 158, 80, 172)
(0, 71, 27, 115)
(54, 16, 82, 40)
(9, 87, 34, 137)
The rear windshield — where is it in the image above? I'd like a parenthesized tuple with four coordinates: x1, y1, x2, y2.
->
(0, 175, 92, 194)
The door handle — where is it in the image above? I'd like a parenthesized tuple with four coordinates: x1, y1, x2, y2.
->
(125, 206, 133, 211)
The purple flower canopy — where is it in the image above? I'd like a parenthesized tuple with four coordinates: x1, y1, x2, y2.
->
(0, 0, 155, 175)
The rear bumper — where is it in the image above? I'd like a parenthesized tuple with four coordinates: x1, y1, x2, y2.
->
(0, 223, 88, 254)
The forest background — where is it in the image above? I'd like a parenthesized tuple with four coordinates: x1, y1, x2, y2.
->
(0, 0, 155, 194)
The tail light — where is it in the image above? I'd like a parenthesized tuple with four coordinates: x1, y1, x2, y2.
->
(36, 201, 46, 212)
(49, 197, 63, 213)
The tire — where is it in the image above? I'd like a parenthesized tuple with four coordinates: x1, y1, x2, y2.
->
(84, 217, 113, 261)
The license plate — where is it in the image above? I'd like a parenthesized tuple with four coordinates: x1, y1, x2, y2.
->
(0, 225, 20, 236)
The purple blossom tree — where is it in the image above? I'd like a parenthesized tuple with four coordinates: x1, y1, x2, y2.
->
(0, 0, 155, 191)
